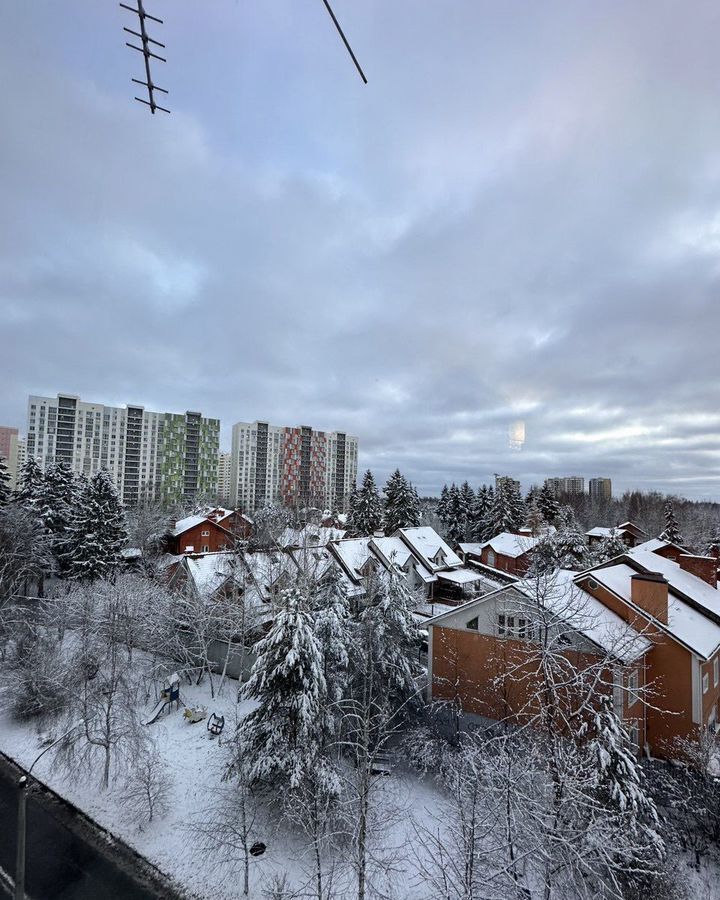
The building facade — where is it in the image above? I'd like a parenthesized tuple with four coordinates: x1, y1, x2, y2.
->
(26, 394, 219, 506)
(0, 426, 24, 491)
(545, 475, 585, 495)
(217, 451, 232, 505)
(588, 477, 612, 501)
(230, 420, 358, 512)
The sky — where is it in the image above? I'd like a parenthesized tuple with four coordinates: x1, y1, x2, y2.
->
(1, 1, 719, 500)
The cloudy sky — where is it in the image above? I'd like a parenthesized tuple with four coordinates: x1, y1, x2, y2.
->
(1, 1, 719, 499)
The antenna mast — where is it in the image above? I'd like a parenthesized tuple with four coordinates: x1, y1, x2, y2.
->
(120, 0, 170, 113)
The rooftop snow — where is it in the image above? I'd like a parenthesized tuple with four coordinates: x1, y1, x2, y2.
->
(172, 514, 207, 537)
(398, 527, 463, 569)
(437, 568, 487, 585)
(482, 532, 543, 558)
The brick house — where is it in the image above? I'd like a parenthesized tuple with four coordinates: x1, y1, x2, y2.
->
(459, 532, 544, 577)
(427, 543, 720, 759)
(586, 521, 648, 549)
(166, 508, 251, 555)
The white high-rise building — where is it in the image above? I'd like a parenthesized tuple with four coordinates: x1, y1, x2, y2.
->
(26, 394, 219, 506)
(217, 451, 232, 505)
(230, 420, 358, 512)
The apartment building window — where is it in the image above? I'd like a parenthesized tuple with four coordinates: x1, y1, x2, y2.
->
(714, 657, 719, 688)
(703, 673, 710, 694)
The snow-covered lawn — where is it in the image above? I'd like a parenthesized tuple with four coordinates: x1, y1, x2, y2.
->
(0, 674, 444, 900)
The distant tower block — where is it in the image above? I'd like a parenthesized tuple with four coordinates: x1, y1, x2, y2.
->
(508, 420, 525, 450)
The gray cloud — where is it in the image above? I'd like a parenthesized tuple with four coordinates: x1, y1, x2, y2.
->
(1, 1, 719, 499)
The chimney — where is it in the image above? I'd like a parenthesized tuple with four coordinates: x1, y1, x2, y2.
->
(630, 572, 668, 624)
(678, 554, 718, 588)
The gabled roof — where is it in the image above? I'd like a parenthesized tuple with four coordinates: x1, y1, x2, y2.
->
(428, 569, 649, 664)
(396, 527, 463, 570)
(586, 549, 720, 659)
(481, 531, 543, 559)
(633, 537, 687, 555)
(172, 514, 209, 537)
(586, 526, 625, 539)
(330, 537, 375, 581)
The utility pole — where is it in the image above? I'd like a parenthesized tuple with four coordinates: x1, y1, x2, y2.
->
(14, 717, 92, 900)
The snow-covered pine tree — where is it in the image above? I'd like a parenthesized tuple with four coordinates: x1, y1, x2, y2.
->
(347, 470, 383, 536)
(241, 587, 330, 790)
(593, 530, 629, 564)
(383, 469, 421, 534)
(530, 519, 593, 574)
(0, 455, 11, 507)
(660, 500, 683, 545)
(486, 479, 525, 536)
(437, 485, 450, 525)
(443, 484, 467, 545)
(352, 569, 420, 715)
(458, 482, 475, 538)
(469, 485, 493, 542)
(313, 573, 351, 740)
(537, 483, 561, 526)
(63, 470, 127, 581)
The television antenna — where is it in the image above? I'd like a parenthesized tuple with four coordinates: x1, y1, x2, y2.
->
(119, 0, 366, 115)
(120, 0, 170, 114)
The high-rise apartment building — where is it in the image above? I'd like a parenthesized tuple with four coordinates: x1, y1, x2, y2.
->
(217, 451, 232, 505)
(545, 476, 585, 496)
(588, 477, 612, 501)
(230, 420, 358, 512)
(495, 474, 521, 494)
(26, 394, 219, 506)
(0, 426, 24, 490)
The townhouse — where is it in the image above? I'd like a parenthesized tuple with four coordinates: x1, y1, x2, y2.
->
(427, 540, 720, 758)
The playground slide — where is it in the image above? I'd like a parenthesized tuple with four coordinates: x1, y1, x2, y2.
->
(143, 699, 168, 726)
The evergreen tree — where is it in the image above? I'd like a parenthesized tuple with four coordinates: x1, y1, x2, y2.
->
(437, 485, 450, 525)
(15, 456, 45, 509)
(42, 461, 77, 540)
(530, 521, 593, 574)
(537, 483, 561, 526)
(469, 485, 494, 542)
(63, 470, 127, 581)
(593, 530, 628, 564)
(352, 570, 420, 715)
(660, 500, 683, 545)
(0, 456, 11, 507)
(444, 484, 466, 545)
(241, 588, 330, 790)
(525, 495, 545, 536)
(458, 482, 475, 529)
(486, 479, 525, 536)
(347, 470, 383, 536)
(383, 469, 421, 534)
(314, 574, 351, 719)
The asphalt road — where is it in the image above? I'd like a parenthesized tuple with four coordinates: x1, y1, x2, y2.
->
(0, 755, 181, 899)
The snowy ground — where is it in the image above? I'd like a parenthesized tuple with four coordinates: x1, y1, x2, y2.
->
(0, 672, 445, 900)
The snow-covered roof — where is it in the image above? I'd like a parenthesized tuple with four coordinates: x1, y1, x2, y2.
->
(586, 526, 623, 539)
(589, 550, 720, 659)
(481, 532, 543, 559)
(437, 568, 487, 585)
(330, 537, 375, 579)
(397, 527, 463, 570)
(458, 542, 484, 556)
(185, 553, 238, 598)
(172, 514, 208, 537)
(280, 524, 347, 549)
(633, 538, 687, 555)
(370, 536, 416, 570)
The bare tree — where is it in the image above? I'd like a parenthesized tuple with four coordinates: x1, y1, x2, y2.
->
(123, 743, 171, 828)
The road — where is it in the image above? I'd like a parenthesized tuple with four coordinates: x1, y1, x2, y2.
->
(0, 753, 183, 899)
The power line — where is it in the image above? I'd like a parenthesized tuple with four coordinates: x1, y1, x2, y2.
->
(320, 0, 368, 84)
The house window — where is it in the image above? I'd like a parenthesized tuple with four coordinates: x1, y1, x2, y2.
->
(703, 673, 710, 694)
(487, 549, 496, 567)
(627, 669, 639, 705)
(498, 614, 506, 635)
(466, 617, 479, 631)
(201, 530, 210, 537)
(627, 720, 640, 749)
(714, 657, 719, 688)
(202, 545, 209, 553)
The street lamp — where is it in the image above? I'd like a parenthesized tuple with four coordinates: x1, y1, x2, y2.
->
(14, 717, 91, 900)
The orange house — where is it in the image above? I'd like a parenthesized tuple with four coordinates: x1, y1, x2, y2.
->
(166, 508, 252, 555)
(428, 543, 720, 759)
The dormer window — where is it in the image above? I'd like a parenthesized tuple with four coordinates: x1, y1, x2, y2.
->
(432, 549, 446, 566)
